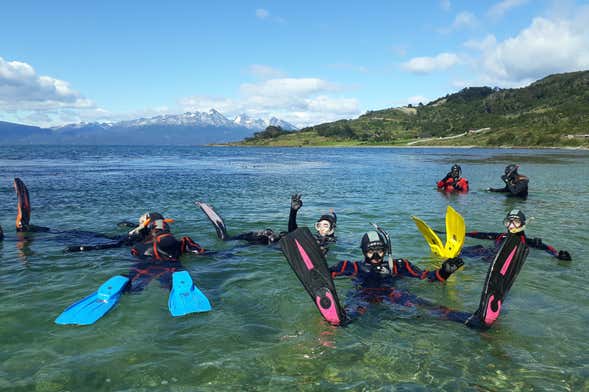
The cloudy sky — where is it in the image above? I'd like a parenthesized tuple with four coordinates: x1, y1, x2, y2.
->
(1, 0, 588, 127)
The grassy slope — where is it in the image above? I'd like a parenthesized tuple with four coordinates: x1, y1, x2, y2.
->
(236, 71, 589, 148)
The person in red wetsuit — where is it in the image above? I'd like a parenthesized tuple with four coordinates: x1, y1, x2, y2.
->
(437, 164, 469, 192)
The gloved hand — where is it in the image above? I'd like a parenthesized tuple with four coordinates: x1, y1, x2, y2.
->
(557, 250, 572, 261)
(440, 257, 464, 279)
(291, 193, 303, 210)
(453, 183, 462, 191)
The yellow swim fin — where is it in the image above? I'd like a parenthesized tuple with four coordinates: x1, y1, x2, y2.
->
(444, 205, 465, 258)
(411, 216, 445, 257)
(412, 206, 466, 258)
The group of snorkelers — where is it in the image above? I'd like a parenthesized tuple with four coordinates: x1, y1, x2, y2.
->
(437, 163, 529, 197)
(1, 171, 571, 329)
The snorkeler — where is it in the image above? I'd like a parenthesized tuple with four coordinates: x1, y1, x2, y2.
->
(437, 164, 469, 192)
(287, 193, 336, 255)
(197, 194, 337, 253)
(487, 164, 528, 197)
(463, 209, 572, 261)
(281, 220, 529, 330)
(56, 213, 211, 325)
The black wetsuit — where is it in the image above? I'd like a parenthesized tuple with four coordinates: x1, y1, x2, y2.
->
(328, 258, 480, 327)
(126, 229, 205, 292)
(463, 231, 571, 261)
(288, 207, 336, 255)
(489, 175, 529, 197)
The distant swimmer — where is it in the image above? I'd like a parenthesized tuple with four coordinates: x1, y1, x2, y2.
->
(437, 164, 469, 193)
(487, 164, 528, 198)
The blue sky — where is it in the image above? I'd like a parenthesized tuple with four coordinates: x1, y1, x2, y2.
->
(1, 0, 588, 127)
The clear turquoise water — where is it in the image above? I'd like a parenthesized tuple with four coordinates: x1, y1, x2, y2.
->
(1, 146, 588, 391)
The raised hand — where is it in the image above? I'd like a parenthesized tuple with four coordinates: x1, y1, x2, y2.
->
(291, 193, 303, 210)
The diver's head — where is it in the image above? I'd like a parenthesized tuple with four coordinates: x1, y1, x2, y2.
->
(315, 213, 336, 237)
(504, 164, 519, 177)
(130, 212, 172, 237)
(503, 209, 526, 233)
(450, 164, 462, 179)
(360, 231, 387, 265)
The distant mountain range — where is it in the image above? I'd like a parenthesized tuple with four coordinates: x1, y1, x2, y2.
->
(0, 109, 297, 145)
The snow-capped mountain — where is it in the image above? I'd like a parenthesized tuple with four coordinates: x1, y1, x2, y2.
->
(232, 113, 297, 131)
(232, 114, 267, 130)
(55, 109, 297, 132)
(2, 109, 298, 145)
(268, 117, 297, 131)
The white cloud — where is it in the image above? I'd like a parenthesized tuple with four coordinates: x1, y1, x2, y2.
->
(452, 11, 478, 30)
(440, 0, 451, 11)
(248, 64, 286, 80)
(179, 77, 359, 127)
(402, 53, 461, 74)
(0, 56, 93, 111)
(255, 9, 269, 19)
(488, 0, 528, 19)
(463, 34, 497, 51)
(469, 15, 589, 85)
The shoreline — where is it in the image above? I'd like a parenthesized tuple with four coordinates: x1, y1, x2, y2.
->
(217, 143, 589, 151)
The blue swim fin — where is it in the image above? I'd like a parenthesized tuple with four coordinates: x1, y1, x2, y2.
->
(55, 275, 129, 325)
(168, 271, 211, 317)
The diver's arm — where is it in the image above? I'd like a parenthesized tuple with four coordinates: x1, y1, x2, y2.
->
(527, 237, 572, 260)
(329, 260, 359, 278)
(487, 185, 509, 192)
(466, 231, 501, 240)
(64, 237, 130, 252)
(180, 236, 206, 255)
(288, 194, 302, 232)
(394, 258, 463, 282)
(437, 173, 452, 189)
(288, 208, 298, 232)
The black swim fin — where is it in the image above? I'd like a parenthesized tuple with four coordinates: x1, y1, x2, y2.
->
(280, 227, 346, 326)
(14, 178, 31, 232)
(469, 232, 529, 329)
(195, 201, 228, 240)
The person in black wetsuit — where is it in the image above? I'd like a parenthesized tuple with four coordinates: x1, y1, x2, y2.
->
(288, 193, 336, 255)
(197, 194, 337, 253)
(462, 209, 572, 261)
(487, 164, 529, 197)
(126, 212, 207, 292)
(328, 230, 471, 324)
(325, 225, 529, 330)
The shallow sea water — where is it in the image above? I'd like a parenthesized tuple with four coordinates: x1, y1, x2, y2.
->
(0, 146, 588, 391)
